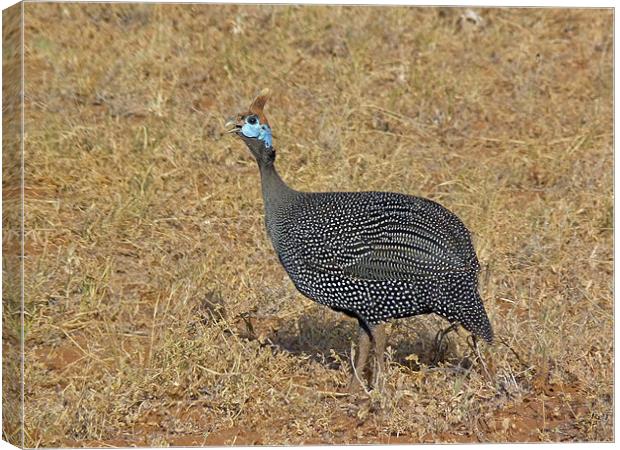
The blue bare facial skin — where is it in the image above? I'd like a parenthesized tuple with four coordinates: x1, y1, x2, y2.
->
(241, 115, 273, 148)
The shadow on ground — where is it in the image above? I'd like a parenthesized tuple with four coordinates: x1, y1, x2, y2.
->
(237, 311, 473, 371)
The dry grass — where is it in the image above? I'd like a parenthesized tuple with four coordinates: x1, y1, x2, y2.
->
(7, 4, 613, 446)
(3, 4, 25, 446)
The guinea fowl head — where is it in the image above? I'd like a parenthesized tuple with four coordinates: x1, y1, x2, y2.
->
(226, 89, 275, 164)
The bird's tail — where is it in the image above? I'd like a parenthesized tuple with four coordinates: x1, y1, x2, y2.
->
(458, 292, 494, 343)
(444, 272, 494, 343)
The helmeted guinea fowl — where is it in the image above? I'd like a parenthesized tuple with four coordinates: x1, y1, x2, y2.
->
(226, 90, 493, 390)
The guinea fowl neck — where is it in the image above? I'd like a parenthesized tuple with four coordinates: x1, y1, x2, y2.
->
(257, 158, 296, 213)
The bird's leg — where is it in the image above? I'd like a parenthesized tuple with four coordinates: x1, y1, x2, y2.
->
(371, 323, 387, 390)
(348, 324, 371, 392)
(432, 322, 459, 364)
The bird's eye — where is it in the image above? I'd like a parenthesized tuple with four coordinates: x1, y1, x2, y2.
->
(246, 116, 258, 125)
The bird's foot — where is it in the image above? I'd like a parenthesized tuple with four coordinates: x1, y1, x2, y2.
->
(347, 375, 368, 394)
(431, 332, 448, 365)
(432, 323, 459, 365)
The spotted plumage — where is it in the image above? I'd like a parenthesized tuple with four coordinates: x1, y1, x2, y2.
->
(268, 191, 492, 341)
(226, 90, 493, 389)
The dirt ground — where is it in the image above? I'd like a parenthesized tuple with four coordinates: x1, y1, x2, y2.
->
(3, 4, 613, 446)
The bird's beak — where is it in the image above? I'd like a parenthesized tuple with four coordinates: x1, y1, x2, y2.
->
(224, 115, 243, 134)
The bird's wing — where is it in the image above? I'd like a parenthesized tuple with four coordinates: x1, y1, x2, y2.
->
(295, 194, 477, 281)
